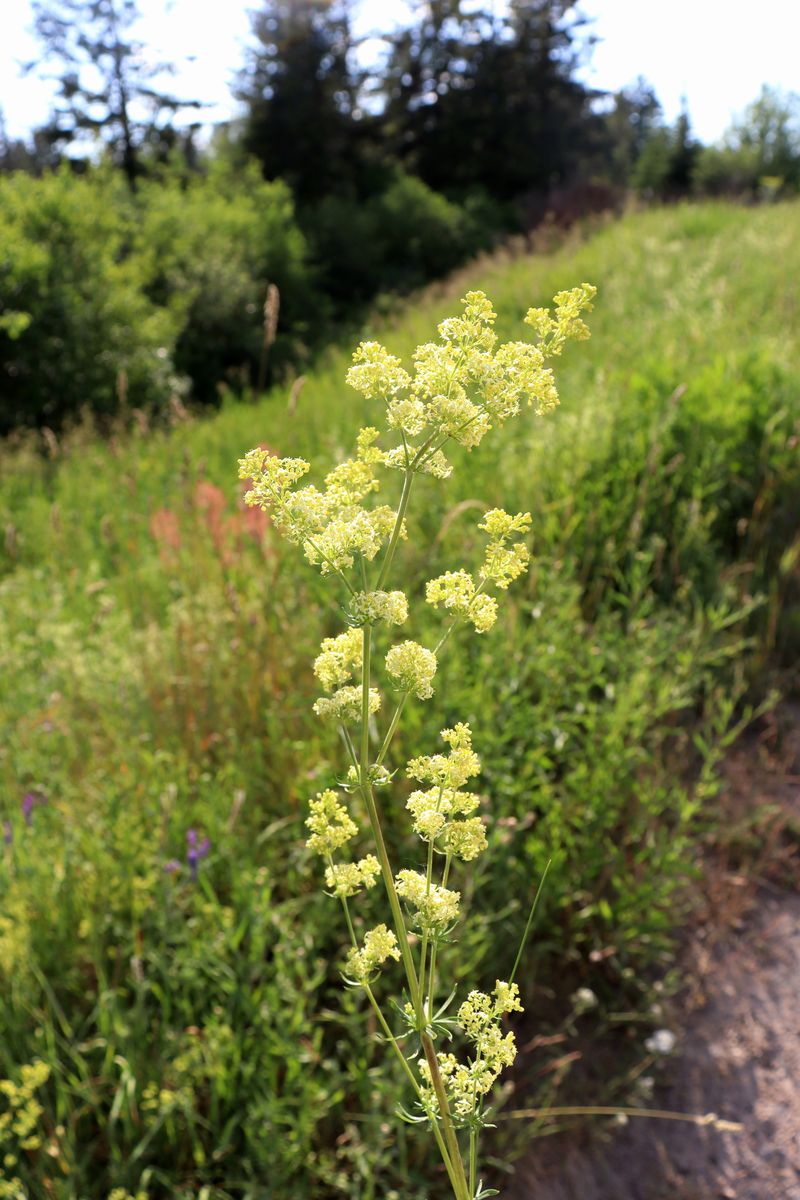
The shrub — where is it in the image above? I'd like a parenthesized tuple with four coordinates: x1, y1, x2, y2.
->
(306, 172, 492, 309)
(0, 167, 177, 433)
(0, 163, 316, 430)
(134, 162, 317, 403)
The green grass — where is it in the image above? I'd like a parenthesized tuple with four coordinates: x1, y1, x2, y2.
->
(1, 200, 799, 1199)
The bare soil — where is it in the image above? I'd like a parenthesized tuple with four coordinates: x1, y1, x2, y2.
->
(506, 706, 800, 1200)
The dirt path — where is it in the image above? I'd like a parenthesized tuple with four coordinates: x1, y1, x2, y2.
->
(507, 707, 800, 1200)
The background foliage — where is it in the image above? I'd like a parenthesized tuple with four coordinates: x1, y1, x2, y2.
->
(3, 0, 800, 433)
(1, 200, 799, 1197)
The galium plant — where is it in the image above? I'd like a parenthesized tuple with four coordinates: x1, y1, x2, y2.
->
(239, 284, 596, 1199)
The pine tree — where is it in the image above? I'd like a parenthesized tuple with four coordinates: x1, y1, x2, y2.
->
(29, 0, 202, 187)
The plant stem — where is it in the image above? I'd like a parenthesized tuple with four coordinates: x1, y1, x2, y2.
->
(336, 890, 463, 1196)
(359, 626, 420, 1005)
(422, 1031, 471, 1200)
(376, 468, 414, 590)
(376, 693, 409, 766)
(427, 855, 450, 1015)
(359, 624, 470, 1200)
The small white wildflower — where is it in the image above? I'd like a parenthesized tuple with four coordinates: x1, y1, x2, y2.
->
(645, 1029, 677, 1056)
(571, 987, 598, 1011)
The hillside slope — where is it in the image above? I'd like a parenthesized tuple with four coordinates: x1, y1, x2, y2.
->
(0, 201, 798, 1200)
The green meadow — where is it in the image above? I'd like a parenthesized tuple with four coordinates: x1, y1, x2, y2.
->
(1, 200, 799, 1198)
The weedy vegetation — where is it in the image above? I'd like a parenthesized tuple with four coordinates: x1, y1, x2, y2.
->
(0, 201, 798, 1198)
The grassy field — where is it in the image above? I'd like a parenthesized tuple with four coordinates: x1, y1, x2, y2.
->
(1, 200, 799, 1199)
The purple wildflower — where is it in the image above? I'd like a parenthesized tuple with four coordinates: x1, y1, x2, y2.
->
(186, 828, 210, 881)
(163, 859, 182, 875)
(21, 793, 36, 826)
(3, 820, 11, 846)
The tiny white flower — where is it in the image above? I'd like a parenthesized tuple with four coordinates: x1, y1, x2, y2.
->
(645, 1029, 676, 1055)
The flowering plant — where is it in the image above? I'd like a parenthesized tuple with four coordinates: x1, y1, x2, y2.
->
(239, 284, 595, 1198)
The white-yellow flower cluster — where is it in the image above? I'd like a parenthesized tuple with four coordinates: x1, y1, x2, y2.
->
(525, 283, 596, 356)
(478, 508, 531, 590)
(426, 508, 532, 634)
(344, 924, 401, 984)
(305, 790, 357, 857)
(313, 628, 363, 691)
(419, 980, 523, 1123)
(340, 286, 595, 475)
(407, 723, 481, 791)
(395, 869, 461, 931)
(312, 629, 382, 722)
(346, 342, 411, 399)
(349, 590, 409, 627)
(406, 784, 486, 860)
(324, 855, 381, 898)
(442, 817, 487, 861)
(425, 569, 498, 633)
(304, 505, 399, 575)
(239, 431, 404, 577)
(385, 640, 438, 700)
(312, 685, 381, 722)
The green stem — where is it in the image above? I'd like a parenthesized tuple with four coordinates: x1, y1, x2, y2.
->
(376, 692, 409, 766)
(363, 987, 460, 1196)
(359, 626, 420, 1007)
(469, 1128, 477, 1199)
(376, 468, 415, 590)
(427, 855, 451, 1015)
(358, 625, 470, 1200)
(340, 724, 360, 774)
(422, 1032, 471, 1200)
(335, 887, 461, 1193)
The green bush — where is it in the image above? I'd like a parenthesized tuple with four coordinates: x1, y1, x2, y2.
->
(134, 162, 317, 404)
(0, 167, 177, 433)
(307, 172, 492, 309)
(0, 163, 315, 431)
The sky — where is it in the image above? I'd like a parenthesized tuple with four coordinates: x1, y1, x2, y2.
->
(1, 0, 799, 144)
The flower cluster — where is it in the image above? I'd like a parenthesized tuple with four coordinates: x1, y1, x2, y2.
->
(325, 855, 381, 898)
(525, 283, 596, 356)
(239, 434, 402, 578)
(313, 629, 363, 691)
(313, 684, 382, 722)
(405, 733, 487, 861)
(426, 508, 532, 636)
(345, 924, 401, 984)
(478, 509, 532, 589)
(305, 790, 357, 857)
(343, 286, 595, 464)
(419, 981, 523, 1125)
(407, 723, 481, 791)
(385, 640, 438, 699)
(425, 569, 498, 633)
(395, 869, 461, 932)
(348, 589, 409, 627)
